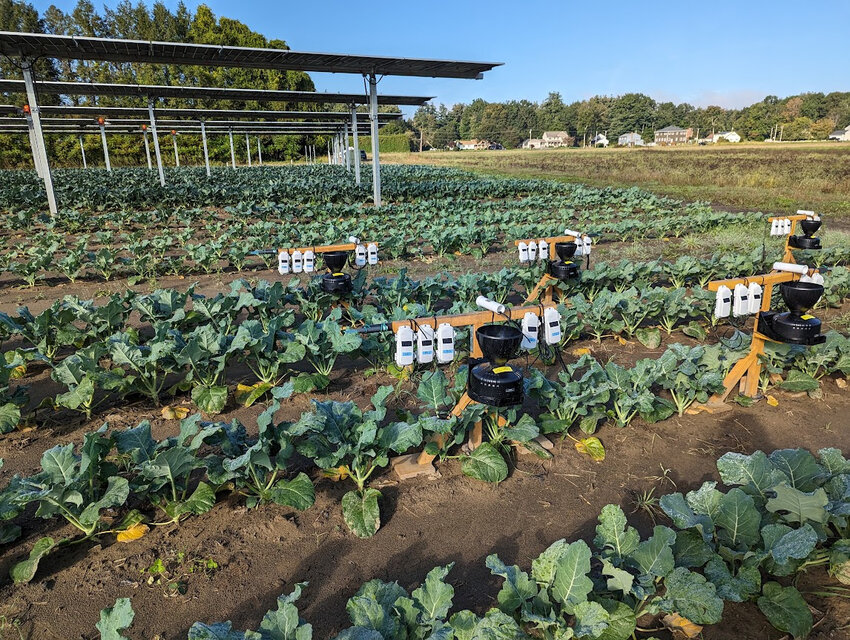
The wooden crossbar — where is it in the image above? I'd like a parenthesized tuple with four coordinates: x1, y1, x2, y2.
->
(276, 242, 379, 254)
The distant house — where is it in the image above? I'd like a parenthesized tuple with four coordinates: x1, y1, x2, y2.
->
(654, 125, 693, 145)
(522, 138, 545, 149)
(454, 139, 491, 150)
(710, 130, 741, 143)
(591, 133, 609, 148)
(618, 132, 644, 147)
(542, 131, 574, 148)
(829, 125, 850, 141)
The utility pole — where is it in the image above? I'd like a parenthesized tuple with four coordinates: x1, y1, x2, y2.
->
(419, 128, 423, 153)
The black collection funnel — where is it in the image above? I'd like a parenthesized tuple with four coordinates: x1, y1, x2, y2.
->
(555, 242, 577, 261)
(324, 251, 348, 272)
(800, 219, 822, 237)
(780, 281, 823, 315)
(475, 324, 522, 365)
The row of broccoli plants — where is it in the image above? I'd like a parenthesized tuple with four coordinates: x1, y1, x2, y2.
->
(0, 202, 759, 287)
(3, 333, 849, 576)
(92, 446, 850, 640)
(0, 163, 705, 217)
(2, 263, 850, 433)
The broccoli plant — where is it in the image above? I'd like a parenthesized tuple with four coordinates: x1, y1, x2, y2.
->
(295, 387, 413, 538)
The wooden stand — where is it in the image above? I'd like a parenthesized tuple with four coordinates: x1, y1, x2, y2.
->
(701, 269, 810, 406)
(767, 214, 809, 264)
(514, 234, 579, 304)
(390, 303, 558, 479)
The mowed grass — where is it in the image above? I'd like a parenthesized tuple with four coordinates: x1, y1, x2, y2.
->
(384, 142, 850, 215)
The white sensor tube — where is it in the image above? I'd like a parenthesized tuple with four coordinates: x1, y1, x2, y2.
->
(564, 228, 582, 238)
(476, 296, 506, 314)
(773, 262, 809, 275)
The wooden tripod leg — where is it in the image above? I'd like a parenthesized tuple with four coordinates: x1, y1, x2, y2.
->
(525, 274, 554, 304)
(412, 394, 474, 465)
(712, 352, 759, 402)
(467, 420, 483, 452)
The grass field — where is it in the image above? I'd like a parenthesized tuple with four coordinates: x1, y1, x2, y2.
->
(385, 142, 850, 215)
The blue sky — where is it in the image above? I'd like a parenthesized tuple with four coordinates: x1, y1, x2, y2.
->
(36, 0, 850, 115)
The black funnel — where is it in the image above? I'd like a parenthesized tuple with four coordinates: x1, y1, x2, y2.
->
(780, 281, 823, 315)
(324, 251, 348, 272)
(476, 324, 522, 365)
(555, 242, 577, 261)
(800, 219, 821, 237)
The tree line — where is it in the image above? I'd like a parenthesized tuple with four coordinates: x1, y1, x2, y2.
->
(408, 91, 850, 149)
(0, 0, 382, 168)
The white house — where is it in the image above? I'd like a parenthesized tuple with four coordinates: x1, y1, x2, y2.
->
(542, 131, 572, 148)
(617, 132, 644, 147)
(591, 133, 609, 148)
(829, 125, 850, 141)
(711, 130, 741, 143)
(522, 138, 545, 149)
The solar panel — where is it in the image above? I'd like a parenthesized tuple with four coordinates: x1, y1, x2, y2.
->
(0, 31, 502, 79)
(0, 79, 432, 105)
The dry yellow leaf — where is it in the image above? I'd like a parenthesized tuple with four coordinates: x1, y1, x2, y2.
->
(322, 466, 349, 482)
(766, 395, 779, 407)
(663, 613, 702, 638)
(836, 378, 847, 389)
(571, 347, 592, 357)
(161, 405, 190, 420)
(117, 523, 149, 543)
(616, 336, 628, 345)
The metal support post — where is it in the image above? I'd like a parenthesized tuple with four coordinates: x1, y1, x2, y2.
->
(172, 133, 179, 167)
(99, 124, 111, 171)
(200, 121, 210, 177)
(257, 137, 263, 165)
(245, 133, 252, 167)
(142, 130, 152, 169)
(147, 101, 166, 186)
(368, 73, 382, 206)
(351, 106, 361, 186)
(79, 135, 87, 169)
(229, 129, 236, 168)
(22, 63, 57, 215)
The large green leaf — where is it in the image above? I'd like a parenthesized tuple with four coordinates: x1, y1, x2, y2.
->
(757, 582, 812, 639)
(176, 482, 217, 517)
(192, 384, 228, 414)
(672, 530, 716, 568)
(704, 556, 761, 602)
(0, 403, 20, 434)
(10, 536, 55, 584)
(550, 539, 593, 614)
(485, 555, 537, 613)
(769, 448, 825, 492)
(595, 599, 636, 640)
(79, 476, 130, 528)
(779, 370, 820, 392)
(41, 444, 78, 486)
(765, 483, 829, 524)
(601, 559, 633, 596)
(764, 523, 819, 565)
(627, 525, 676, 580)
(659, 493, 713, 541)
(573, 600, 610, 638)
(594, 504, 640, 561)
(342, 488, 381, 539)
(714, 488, 761, 549)
(411, 564, 455, 623)
(96, 598, 135, 640)
(417, 370, 450, 411)
(716, 451, 786, 499)
(258, 583, 313, 640)
(461, 443, 508, 484)
(270, 473, 315, 511)
(658, 566, 723, 625)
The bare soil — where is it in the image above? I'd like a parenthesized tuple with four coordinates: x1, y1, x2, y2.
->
(0, 252, 849, 639)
